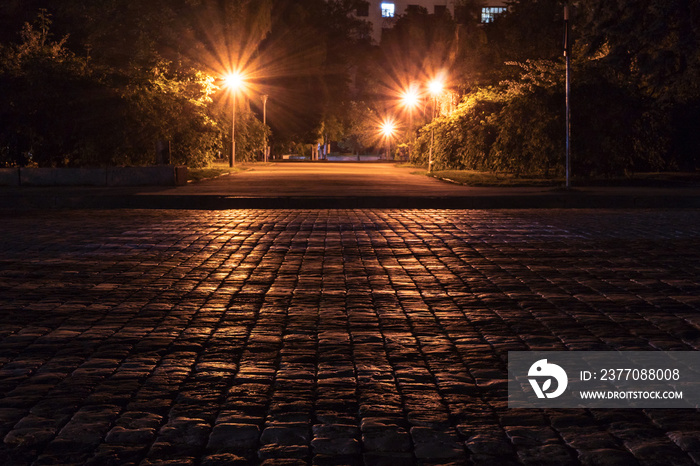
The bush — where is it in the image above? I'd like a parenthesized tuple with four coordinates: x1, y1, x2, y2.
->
(411, 60, 673, 178)
(411, 88, 503, 171)
(492, 87, 564, 176)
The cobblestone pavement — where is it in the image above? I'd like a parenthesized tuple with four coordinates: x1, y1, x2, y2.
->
(1, 209, 700, 466)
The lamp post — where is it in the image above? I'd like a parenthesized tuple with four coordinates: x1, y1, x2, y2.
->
(401, 85, 420, 146)
(381, 119, 397, 160)
(427, 76, 444, 173)
(224, 72, 245, 167)
(261, 94, 268, 162)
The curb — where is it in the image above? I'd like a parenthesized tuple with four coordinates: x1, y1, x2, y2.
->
(1, 193, 699, 210)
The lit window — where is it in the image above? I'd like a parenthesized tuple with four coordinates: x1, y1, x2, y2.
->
(481, 6, 506, 23)
(381, 2, 395, 18)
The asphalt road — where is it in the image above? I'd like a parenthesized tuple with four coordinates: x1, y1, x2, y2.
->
(4, 162, 699, 210)
(161, 163, 460, 196)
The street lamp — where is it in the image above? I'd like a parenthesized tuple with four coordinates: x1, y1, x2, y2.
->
(380, 118, 397, 160)
(261, 94, 268, 162)
(427, 76, 445, 173)
(401, 85, 420, 111)
(223, 72, 246, 167)
(400, 84, 421, 144)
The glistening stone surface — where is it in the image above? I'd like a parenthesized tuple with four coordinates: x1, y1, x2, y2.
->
(0, 209, 699, 465)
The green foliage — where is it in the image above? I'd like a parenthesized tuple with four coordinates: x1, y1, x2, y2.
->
(3, 0, 699, 173)
(118, 65, 222, 167)
(0, 7, 266, 167)
(0, 12, 103, 167)
(406, 0, 700, 178)
(333, 102, 378, 154)
(234, 111, 267, 163)
(412, 88, 503, 171)
(579, 0, 700, 103)
(411, 59, 670, 177)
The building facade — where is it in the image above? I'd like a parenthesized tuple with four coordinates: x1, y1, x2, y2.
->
(355, 1, 508, 43)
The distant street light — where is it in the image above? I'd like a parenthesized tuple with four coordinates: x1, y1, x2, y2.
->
(380, 118, 397, 160)
(428, 77, 445, 98)
(223, 71, 246, 167)
(401, 85, 420, 111)
(427, 75, 445, 173)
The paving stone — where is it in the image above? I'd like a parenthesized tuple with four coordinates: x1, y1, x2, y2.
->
(84, 444, 146, 465)
(361, 452, 416, 466)
(517, 443, 578, 466)
(311, 453, 363, 466)
(466, 432, 514, 455)
(257, 444, 309, 460)
(260, 425, 310, 446)
(667, 431, 700, 452)
(0, 209, 699, 465)
(155, 417, 210, 447)
(578, 448, 640, 466)
(625, 438, 694, 466)
(361, 428, 411, 452)
(206, 423, 260, 452)
(140, 459, 196, 466)
(260, 459, 307, 466)
(504, 425, 561, 446)
(410, 426, 465, 459)
(200, 453, 249, 465)
(105, 426, 156, 445)
(312, 424, 360, 439)
(470, 453, 521, 465)
(3, 427, 56, 448)
(311, 437, 361, 455)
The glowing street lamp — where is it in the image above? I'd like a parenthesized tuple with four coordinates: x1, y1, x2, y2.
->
(427, 75, 445, 173)
(400, 85, 421, 144)
(223, 71, 246, 167)
(380, 118, 397, 160)
(381, 119, 396, 138)
(401, 85, 420, 111)
(428, 76, 445, 98)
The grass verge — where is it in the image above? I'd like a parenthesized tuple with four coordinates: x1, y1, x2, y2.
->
(427, 170, 561, 187)
(401, 165, 700, 187)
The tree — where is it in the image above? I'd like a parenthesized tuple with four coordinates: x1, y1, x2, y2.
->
(257, 0, 373, 147)
(0, 10, 109, 167)
(577, 0, 700, 170)
(407, 0, 677, 177)
(579, 0, 700, 103)
(0, 2, 273, 167)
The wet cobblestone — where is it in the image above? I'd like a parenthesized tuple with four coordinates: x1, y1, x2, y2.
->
(0, 209, 699, 465)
